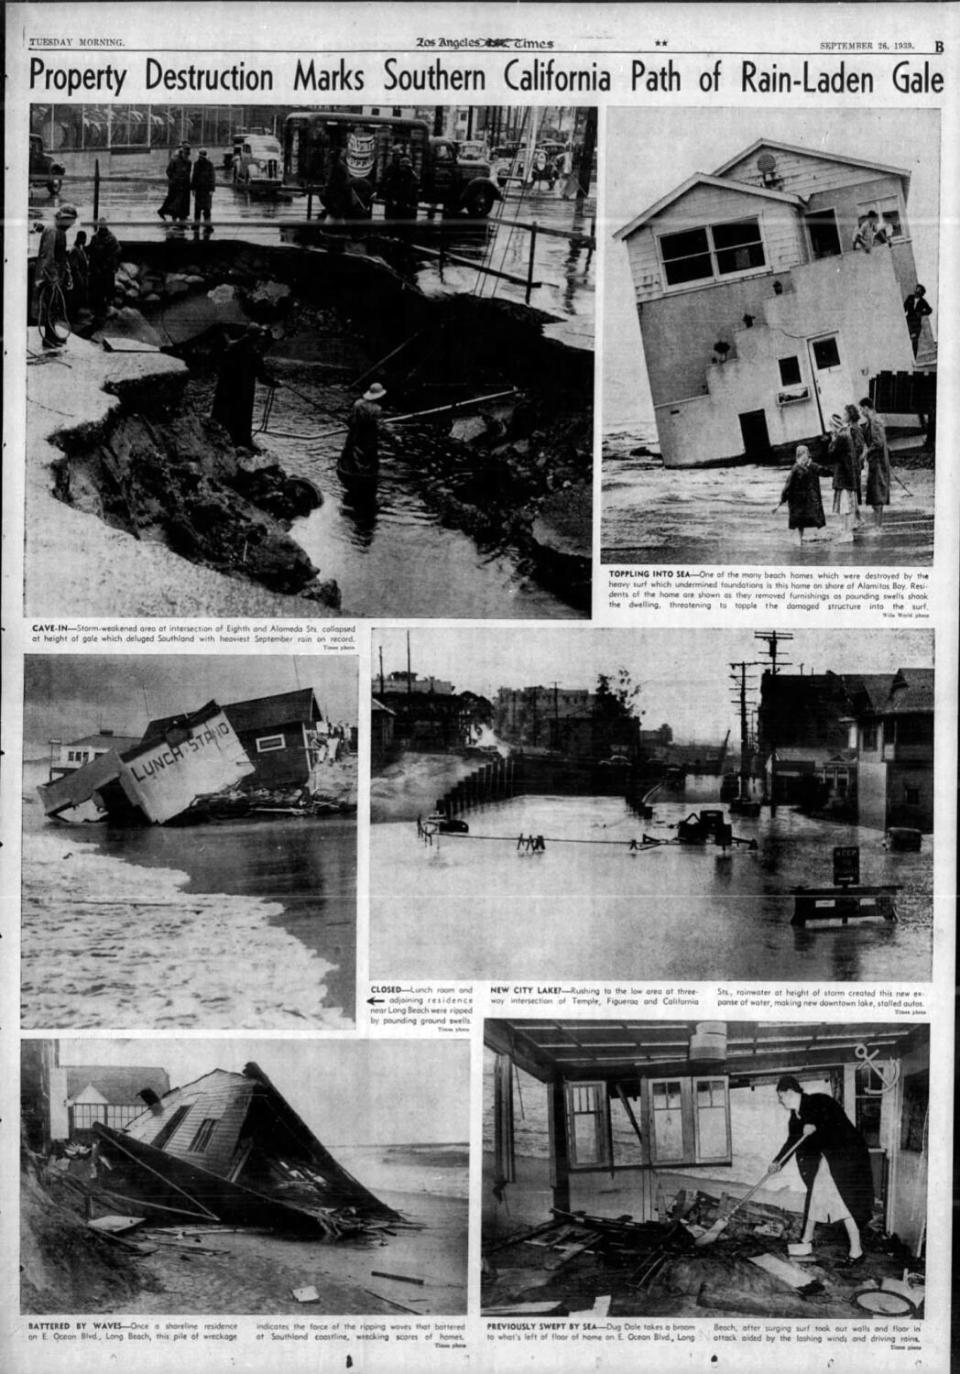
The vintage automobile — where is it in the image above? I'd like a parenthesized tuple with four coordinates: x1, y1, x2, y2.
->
(229, 132, 283, 195)
(29, 133, 66, 197)
(283, 112, 501, 218)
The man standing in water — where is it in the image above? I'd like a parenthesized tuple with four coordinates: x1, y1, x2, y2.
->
(340, 382, 387, 478)
(859, 396, 892, 529)
(211, 324, 280, 448)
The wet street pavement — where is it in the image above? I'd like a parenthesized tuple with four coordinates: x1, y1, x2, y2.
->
(30, 180, 594, 340)
(602, 432, 934, 566)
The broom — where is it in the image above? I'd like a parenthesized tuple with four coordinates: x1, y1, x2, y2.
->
(695, 1126, 814, 1247)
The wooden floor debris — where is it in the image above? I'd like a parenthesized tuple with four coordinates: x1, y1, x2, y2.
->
(482, 1196, 922, 1320)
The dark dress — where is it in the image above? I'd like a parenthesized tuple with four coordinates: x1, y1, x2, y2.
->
(775, 1091, 874, 1229)
(780, 463, 826, 531)
(828, 429, 860, 496)
(211, 336, 276, 447)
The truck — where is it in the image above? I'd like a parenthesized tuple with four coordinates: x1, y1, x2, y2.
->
(283, 112, 502, 219)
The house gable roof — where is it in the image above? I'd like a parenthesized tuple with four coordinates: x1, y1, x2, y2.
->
(142, 689, 320, 746)
(614, 172, 802, 242)
(711, 138, 910, 185)
(66, 1065, 170, 1105)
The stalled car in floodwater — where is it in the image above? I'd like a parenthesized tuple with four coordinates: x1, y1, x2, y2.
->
(283, 111, 502, 218)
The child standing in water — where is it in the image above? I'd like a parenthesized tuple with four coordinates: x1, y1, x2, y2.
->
(775, 445, 826, 544)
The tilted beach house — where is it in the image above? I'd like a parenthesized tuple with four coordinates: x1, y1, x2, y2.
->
(615, 139, 929, 467)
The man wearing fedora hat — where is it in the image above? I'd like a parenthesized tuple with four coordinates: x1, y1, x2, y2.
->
(36, 203, 78, 348)
(340, 382, 387, 478)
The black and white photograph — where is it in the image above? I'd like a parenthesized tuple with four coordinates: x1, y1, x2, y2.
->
(21, 655, 358, 1028)
(370, 627, 934, 984)
(25, 102, 595, 619)
(21, 1038, 468, 1314)
(602, 109, 938, 566)
(482, 1019, 928, 1319)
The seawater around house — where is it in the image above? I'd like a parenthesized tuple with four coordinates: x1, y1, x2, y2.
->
(602, 439, 935, 566)
(370, 794, 931, 983)
(20, 762, 356, 1029)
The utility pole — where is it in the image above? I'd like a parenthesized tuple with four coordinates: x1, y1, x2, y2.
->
(729, 662, 759, 803)
(575, 106, 597, 209)
(754, 630, 794, 676)
(406, 631, 412, 695)
(378, 645, 384, 697)
(754, 632, 793, 814)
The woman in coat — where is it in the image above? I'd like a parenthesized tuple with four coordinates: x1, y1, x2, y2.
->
(859, 396, 892, 527)
(827, 413, 861, 529)
(766, 1075, 874, 1266)
(775, 445, 826, 543)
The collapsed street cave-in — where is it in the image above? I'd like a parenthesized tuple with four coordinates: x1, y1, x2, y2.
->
(40, 241, 593, 616)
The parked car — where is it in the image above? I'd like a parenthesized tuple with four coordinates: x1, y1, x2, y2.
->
(230, 132, 283, 195)
(29, 134, 65, 197)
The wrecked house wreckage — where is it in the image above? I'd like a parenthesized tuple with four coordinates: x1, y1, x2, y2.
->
(37, 687, 349, 825)
(91, 1062, 400, 1239)
(483, 1020, 928, 1319)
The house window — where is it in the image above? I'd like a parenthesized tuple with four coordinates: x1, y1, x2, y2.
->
(778, 356, 802, 386)
(646, 1075, 731, 1166)
(659, 216, 766, 287)
(858, 196, 903, 240)
(565, 1082, 610, 1167)
(151, 1104, 192, 1149)
(256, 733, 286, 752)
(805, 208, 842, 258)
(811, 336, 841, 370)
(187, 1117, 219, 1153)
(854, 1064, 883, 1147)
(904, 785, 920, 806)
(861, 724, 878, 751)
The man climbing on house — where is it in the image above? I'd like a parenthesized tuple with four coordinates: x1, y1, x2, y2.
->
(903, 284, 932, 358)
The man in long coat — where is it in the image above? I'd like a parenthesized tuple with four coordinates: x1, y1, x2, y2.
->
(767, 1075, 874, 1266)
(211, 325, 279, 448)
(35, 203, 78, 348)
(160, 143, 192, 222)
(191, 148, 217, 236)
(859, 397, 892, 527)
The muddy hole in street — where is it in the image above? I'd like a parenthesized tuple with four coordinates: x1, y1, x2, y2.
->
(49, 240, 593, 618)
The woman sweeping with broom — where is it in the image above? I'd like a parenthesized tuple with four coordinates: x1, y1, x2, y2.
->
(766, 1076, 874, 1267)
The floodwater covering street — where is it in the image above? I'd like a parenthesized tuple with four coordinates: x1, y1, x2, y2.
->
(21, 763, 356, 1029)
(602, 429, 935, 566)
(370, 795, 931, 984)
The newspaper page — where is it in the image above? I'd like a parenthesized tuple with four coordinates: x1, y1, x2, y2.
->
(2, 2, 957, 1370)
